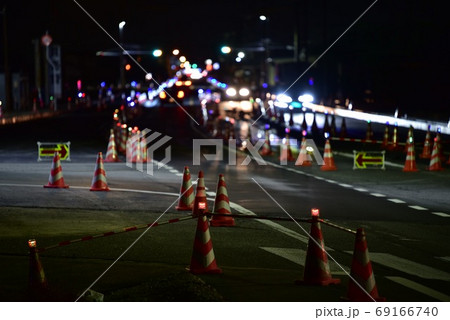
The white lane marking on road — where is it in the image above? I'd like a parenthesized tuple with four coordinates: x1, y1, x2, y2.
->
(386, 276, 450, 302)
(206, 191, 216, 197)
(175, 173, 183, 177)
(260, 247, 346, 274)
(314, 176, 325, 180)
(370, 193, 386, 197)
(409, 205, 428, 211)
(388, 198, 406, 204)
(353, 187, 369, 192)
(432, 212, 450, 217)
(169, 169, 179, 174)
(436, 257, 450, 263)
(367, 253, 450, 281)
(325, 179, 337, 184)
(338, 183, 352, 188)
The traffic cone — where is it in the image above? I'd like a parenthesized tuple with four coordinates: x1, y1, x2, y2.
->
(345, 228, 385, 301)
(340, 117, 347, 138)
(118, 125, 127, 154)
(210, 174, 235, 227)
(403, 138, 418, 172)
(44, 152, 69, 188)
(104, 129, 120, 162)
(311, 113, 318, 132)
(176, 166, 195, 211)
(140, 136, 148, 163)
(301, 112, 308, 132)
(259, 130, 273, 156)
(90, 152, 110, 191)
(188, 214, 222, 274)
(365, 121, 373, 141)
(435, 132, 445, 161)
(330, 114, 337, 137)
(381, 124, 389, 149)
(420, 130, 432, 159)
(323, 113, 330, 136)
(320, 139, 337, 171)
(280, 135, 295, 162)
(388, 125, 399, 150)
(192, 171, 209, 216)
(427, 139, 443, 171)
(404, 126, 414, 153)
(295, 138, 312, 166)
(296, 209, 340, 286)
(28, 239, 48, 291)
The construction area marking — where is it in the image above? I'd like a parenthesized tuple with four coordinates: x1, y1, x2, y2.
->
(409, 205, 428, 211)
(353, 187, 369, 192)
(338, 183, 352, 188)
(386, 276, 450, 302)
(37, 141, 71, 161)
(436, 257, 450, 263)
(388, 198, 407, 204)
(353, 151, 385, 170)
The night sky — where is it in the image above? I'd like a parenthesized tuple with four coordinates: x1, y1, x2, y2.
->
(2, 0, 449, 119)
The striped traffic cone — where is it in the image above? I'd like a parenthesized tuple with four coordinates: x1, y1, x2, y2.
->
(295, 138, 312, 166)
(365, 121, 373, 141)
(44, 152, 69, 188)
(118, 125, 127, 155)
(420, 130, 432, 159)
(320, 139, 337, 171)
(388, 125, 399, 150)
(210, 174, 235, 227)
(192, 171, 209, 216)
(435, 132, 445, 161)
(404, 126, 414, 153)
(104, 129, 120, 162)
(28, 239, 48, 291)
(176, 167, 195, 211)
(90, 152, 110, 191)
(280, 135, 295, 162)
(140, 136, 148, 163)
(403, 139, 418, 172)
(381, 124, 389, 149)
(188, 214, 222, 274)
(345, 228, 385, 301)
(259, 130, 273, 156)
(296, 209, 340, 286)
(427, 139, 443, 171)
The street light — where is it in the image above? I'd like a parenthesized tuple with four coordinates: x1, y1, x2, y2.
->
(119, 21, 126, 88)
(259, 15, 267, 21)
(152, 49, 163, 57)
(221, 46, 231, 54)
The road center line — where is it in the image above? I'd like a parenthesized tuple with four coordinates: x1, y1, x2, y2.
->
(386, 276, 450, 301)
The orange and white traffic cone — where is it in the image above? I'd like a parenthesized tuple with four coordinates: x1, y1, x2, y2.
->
(28, 239, 48, 291)
(404, 126, 414, 153)
(210, 174, 235, 227)
(403, 139, 418, 172)
(427, 138, 443, 171)
(295, 138, 312, 166)
(140, 136, 147, 163)
(90, 152, 110, 191)
(259, 131, 273, 156)
(320, 139, 337, 171)
(118, 125, 127, 155)
(192, 171, 209, 216)
(381, 124, 389, 149)
(280, 134, 295, 162)
(365, 121, 373, 141)
(176, 166, 195, 211)
(345, 228, 385, 302)
(104, 129, 120, 162)
(420, 130, 432, 159)
(296, 209, 340, 286)
(435, 132, 445, 161)
(44, 152, 69, 188)
(388, 125, 399, 150)
(187, 214, 222, 274)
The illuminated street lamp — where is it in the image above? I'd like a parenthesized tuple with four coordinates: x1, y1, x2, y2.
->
(119, 21, 126, 88)
(221, 46, 231, 54)
(152, 49, 163, 57)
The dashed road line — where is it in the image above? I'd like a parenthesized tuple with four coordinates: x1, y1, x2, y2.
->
(338, 183, 352, 188)
(436, 257, 450, 263)
(388, 198, 406, 204)
(353, 187, 369, 192)
(409, 205, 428, 211)
(432, 212, 450, 218)
(370, 193, 386, 197)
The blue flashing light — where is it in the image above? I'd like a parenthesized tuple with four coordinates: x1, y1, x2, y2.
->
(265, 124, 270, 130)
(262, 83, 268, 88)
(131, 81, 137, 87)
(308, 77, 314, 86)
(126, 97, 132, 102)
(100, 81, 106, 88)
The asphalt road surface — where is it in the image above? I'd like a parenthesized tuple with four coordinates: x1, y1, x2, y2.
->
(1, 107, 449, 302)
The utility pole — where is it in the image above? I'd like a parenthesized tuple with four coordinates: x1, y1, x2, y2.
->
(1, 6, 13, 113)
